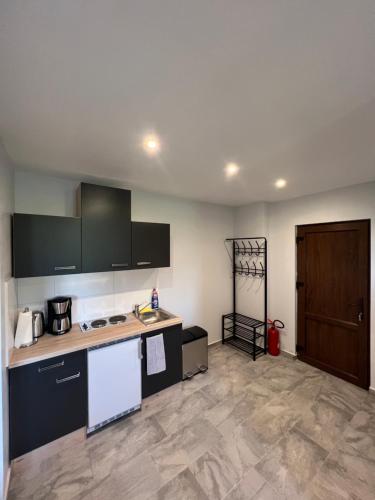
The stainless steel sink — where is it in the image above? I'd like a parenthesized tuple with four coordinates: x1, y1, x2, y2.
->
(137, 309, 173, 326)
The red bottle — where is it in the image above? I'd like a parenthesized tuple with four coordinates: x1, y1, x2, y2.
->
(267, 320, 285, 356)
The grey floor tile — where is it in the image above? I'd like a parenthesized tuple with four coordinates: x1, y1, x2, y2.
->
(310, 440, 375, 500)
(153, 389, 215, 435)
(255, 427, 328, 499)
(190, 443, 241, 500)
(296, 398, 351, 451)
(150, 417, 222, 485)
(224, 467, 265, 500)
(157, 468, 209, 500)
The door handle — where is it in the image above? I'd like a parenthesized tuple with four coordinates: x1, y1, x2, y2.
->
(38, 360, 64, 373)
(54, 265, 76, 271)
(137, 261, 152, 266)
(138, 339, 143, 360)
(56, 372, 80, 384)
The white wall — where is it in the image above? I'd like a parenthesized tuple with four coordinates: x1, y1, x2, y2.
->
(0, 143, 15, 499)
(235, 182, 375, 389)
(14, 171, 234, 346)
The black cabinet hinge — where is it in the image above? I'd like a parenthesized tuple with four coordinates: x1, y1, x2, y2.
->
(296, 236, 304, 244)
(296, 281, 304, 290)
(296, 344, 304, 353)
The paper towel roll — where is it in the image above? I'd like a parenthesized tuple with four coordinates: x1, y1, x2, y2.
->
(15, 308, 34, 348)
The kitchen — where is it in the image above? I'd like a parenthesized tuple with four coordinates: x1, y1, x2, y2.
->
(1, 2, 375, 499)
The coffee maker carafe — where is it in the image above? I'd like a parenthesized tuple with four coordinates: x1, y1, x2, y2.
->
(47, 297, 72, 335)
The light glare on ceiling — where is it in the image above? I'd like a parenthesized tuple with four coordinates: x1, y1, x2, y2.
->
(275, 178, 287, 189)
(143, 134, 161, 156)
(225, 162, 240, 178)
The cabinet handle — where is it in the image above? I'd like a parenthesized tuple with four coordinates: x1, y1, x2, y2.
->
(138, 339, 143, 360)
(38, 360, 64, 373)
(112, 263, 129, 268)
(56, 372, 80, 384)
(137, 261, 151, 266)
(54, 265, 76, 271)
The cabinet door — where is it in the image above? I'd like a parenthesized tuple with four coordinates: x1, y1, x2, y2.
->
(142, 324, 182, 398)
(80, 183, 131, 273)
(132, 222, 170, 269)
(13, 214, 81, 278)
(9, 350, 87, 459)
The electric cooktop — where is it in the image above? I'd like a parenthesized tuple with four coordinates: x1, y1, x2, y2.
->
(79, 314, 127, 332)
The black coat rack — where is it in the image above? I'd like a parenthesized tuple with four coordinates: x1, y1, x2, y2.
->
(222, 237, 267, 360)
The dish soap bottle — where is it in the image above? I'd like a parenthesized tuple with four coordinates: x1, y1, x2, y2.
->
(151, 288, 159, 310)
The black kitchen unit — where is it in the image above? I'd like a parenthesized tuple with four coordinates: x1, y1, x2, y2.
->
(141, 324, 182, 398)
(12, 214, 81, 278)
(80, 183, 132, 273)
(9, 350, 87, 459)
(132, 222, 170, 269)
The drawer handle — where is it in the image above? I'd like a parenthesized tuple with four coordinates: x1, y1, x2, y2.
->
(56, 372, 80, 384)
(54, 265, 76, 271)
(112, 263, 129, 268)
(137, 261, 151, 266)
(38, 361, 64, 373)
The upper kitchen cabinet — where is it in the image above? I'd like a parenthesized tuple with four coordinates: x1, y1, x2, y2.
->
(13, 214, 81, 278)
(79, 183, 131, 273)
(132, 222, 170, 269)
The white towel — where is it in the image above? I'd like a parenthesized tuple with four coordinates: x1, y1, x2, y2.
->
(146, 334, 166, 375)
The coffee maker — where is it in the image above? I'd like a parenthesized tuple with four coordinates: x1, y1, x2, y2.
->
(47, 297, 72, 335)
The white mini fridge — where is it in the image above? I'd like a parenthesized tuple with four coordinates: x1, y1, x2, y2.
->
(87, 336, 142, 433)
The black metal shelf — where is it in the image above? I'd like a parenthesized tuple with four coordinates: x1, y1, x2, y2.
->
(225, 337, 264, 357)
(223, 237, 267, 360)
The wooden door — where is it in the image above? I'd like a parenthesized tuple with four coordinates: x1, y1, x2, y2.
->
(296, 220, 370, 388)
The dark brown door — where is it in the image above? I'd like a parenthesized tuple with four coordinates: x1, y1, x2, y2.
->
(297, 220, 370, 389)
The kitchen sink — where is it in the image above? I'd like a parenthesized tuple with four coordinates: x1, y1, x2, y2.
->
(137, 309, 173, 325)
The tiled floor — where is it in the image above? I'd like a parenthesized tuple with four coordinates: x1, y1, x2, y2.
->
(9, 344, 375, 499)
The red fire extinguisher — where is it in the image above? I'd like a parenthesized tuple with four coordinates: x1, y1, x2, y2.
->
(267, 319, 285, 356)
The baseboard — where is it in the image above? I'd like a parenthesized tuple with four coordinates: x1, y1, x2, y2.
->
(208, 339, 221, 348)
(369, 386, 375, 395)
(4, 464, 11, 500)
(281, 349, 297, 359)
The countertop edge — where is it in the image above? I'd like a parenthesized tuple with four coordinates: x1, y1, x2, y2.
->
(9, 314, 183, 369)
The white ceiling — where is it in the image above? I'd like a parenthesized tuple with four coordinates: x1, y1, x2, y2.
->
(1, 0, 375, 206)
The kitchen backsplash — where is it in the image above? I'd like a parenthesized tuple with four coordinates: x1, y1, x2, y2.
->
(16, 268, 174, 323)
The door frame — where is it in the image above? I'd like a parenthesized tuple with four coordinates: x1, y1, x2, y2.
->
(296, 219, 371, 389)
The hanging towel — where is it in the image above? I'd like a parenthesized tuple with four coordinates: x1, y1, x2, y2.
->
(146, 334, 166, 375)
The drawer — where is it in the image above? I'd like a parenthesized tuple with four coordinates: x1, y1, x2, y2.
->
(9, 350, 87, 459)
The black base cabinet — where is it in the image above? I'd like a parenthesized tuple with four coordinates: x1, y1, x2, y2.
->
(9, 350, 87, 459)
(142, 324, 182, 398)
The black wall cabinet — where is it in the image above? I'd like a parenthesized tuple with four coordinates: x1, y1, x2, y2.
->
(80, 183, 131, 273)
(9, 350, 87, 459)
(13, 214, 81, 278)
(141, 324, 182, 398)
(132, 222, 170, 269)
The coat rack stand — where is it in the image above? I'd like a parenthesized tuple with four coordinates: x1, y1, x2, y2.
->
(222, 237, 267, 360)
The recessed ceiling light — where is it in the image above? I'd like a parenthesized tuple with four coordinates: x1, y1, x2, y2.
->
(142, 134, 161, 156)
(225, 162, 240, 178)
(275, 178, 287, 189)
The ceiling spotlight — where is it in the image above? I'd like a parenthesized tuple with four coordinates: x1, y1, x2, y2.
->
(225, 162, 240, 178)
(143, 134, 161, 156)
(275, 178, 287, 189)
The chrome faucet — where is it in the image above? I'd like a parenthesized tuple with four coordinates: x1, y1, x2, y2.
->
(134, 302, 151, 318)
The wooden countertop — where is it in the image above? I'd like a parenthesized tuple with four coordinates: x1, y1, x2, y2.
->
(9, 312, 182, 369)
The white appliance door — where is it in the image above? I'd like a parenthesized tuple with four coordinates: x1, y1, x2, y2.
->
(88, 337, 142, 430)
